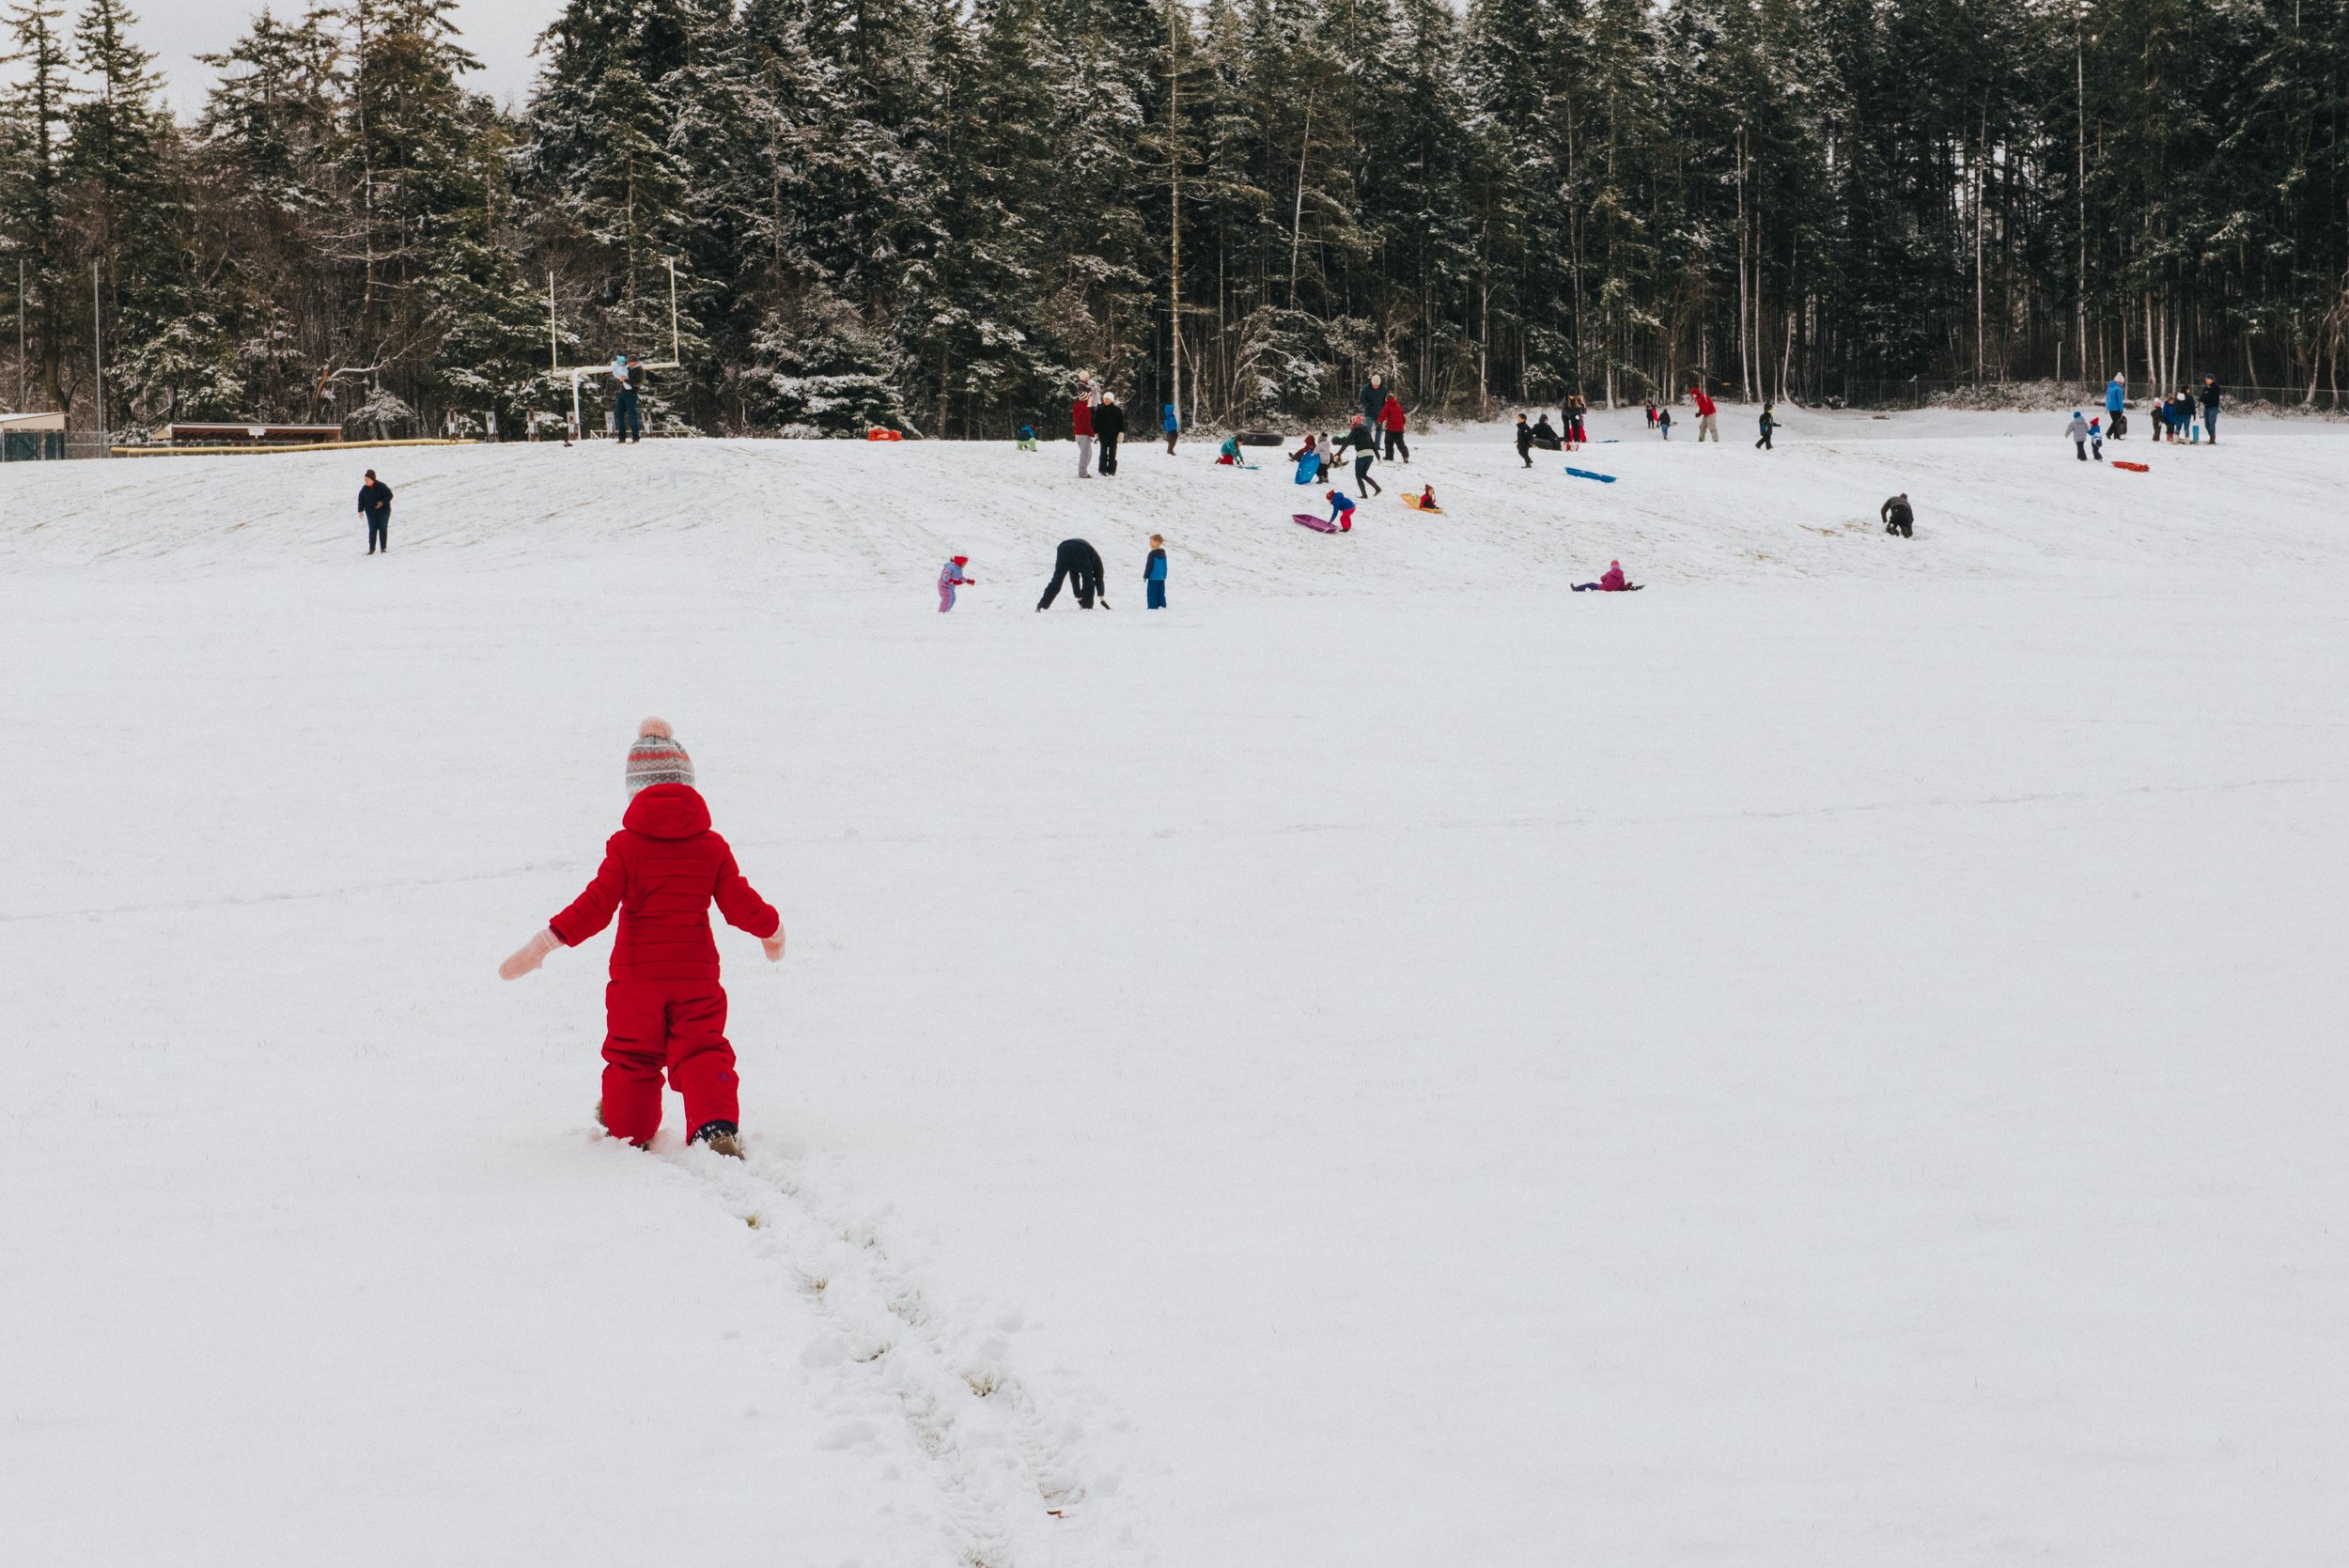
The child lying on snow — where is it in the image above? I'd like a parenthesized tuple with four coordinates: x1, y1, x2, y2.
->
(498, 720, 785, 1158)
(1571, 561, 1641, 592)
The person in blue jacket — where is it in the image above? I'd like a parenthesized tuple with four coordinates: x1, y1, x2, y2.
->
(1145, 534, 1168, 608)
(1325, 489, 1357, 532)
(2104, 373, 2125, 440)
(1162, 403, 1180, 455)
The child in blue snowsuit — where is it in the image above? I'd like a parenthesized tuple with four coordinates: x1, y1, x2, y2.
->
(1145, 535, 1168, 608)
(1326, 489, 1357, 532)
(938, 555, 975, 611)
(1162, 404, 1180, 455)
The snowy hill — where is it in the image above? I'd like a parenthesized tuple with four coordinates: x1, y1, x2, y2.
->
(3, 409, 2344, 1566)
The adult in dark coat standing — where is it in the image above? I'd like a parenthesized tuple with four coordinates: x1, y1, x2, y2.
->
(1037, 538, 1110, 610)
(1359, 374, 1386, 427)
(1094, 394, 1128, 475)
(357, 469, 394, 554)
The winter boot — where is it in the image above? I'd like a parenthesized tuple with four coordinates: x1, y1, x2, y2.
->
(690, 1120, 743, 1159)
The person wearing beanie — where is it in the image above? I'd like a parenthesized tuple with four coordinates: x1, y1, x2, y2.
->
(357, 469, 393, 555)
(938, 554, 975, 613)
(1572, 561, 1640, 592)
(498, 718, 784, 1158)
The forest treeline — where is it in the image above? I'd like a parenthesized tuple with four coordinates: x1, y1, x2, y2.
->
(3, 0, 2347, 438)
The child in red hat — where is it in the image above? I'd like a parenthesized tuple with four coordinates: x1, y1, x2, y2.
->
(499, 719, 783, 1157)
(938, 554, 975, 612)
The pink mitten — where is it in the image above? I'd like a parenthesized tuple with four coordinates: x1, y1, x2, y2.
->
(762, 932, 786, 962)
(499, 927, 563, 980)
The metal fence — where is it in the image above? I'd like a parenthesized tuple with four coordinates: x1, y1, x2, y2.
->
(1827, 379, 2349, 414)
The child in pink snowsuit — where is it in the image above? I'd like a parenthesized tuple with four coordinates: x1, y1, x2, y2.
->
(938, 555, 974, 611)
(498, 720, 784, 1157)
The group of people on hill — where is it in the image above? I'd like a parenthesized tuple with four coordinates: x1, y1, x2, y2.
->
(937, 535, 1172, 613)
(1516, 382, 1770, 464)
(2101, 372, 2221, 445)
(1282, 375, 1414, 495)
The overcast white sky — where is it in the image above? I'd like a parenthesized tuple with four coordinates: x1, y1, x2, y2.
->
(143, 1, 568, 117)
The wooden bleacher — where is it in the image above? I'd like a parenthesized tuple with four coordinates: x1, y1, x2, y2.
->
(163, 423, 345, 447)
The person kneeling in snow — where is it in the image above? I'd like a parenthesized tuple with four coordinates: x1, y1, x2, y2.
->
(1325, 489, 1358, 532)
(498, 720, 784, 1158)
(939, 554, 975, 611)
(1571, 561, 1640, 592)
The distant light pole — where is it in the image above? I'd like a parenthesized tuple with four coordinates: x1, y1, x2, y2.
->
(91, 260, 102, 434)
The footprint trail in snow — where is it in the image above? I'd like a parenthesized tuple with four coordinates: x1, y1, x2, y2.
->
(670, 1138, 1146, 1568)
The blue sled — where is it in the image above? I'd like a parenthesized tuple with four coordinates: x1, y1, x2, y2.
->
(1565, 466, 1617, 483)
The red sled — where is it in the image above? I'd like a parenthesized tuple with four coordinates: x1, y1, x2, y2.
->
(865, 427, 905, 442)
(2112, 460, 2149, 472)
(1291, 512, 1340, 534)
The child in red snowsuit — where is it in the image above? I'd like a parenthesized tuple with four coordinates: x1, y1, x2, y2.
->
(499, 719, 783, 1157)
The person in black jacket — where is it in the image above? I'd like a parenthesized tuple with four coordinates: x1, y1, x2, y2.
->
(1332, 415, 1382, 495)
(1093, 393, 1128, 475)
(2200, 376, 2221, 444)
(357, 469, 394, 554)
(1529, 414, 1563, 450)
(1516, 414, 1534, 467)
(1037, 538, 1110, 610)
(1881, 493, 1913, 537)
(1359, 374, 1386, 427)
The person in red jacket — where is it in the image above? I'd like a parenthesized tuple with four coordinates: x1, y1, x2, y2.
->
(1072, 379, 1098, 478)
(1690, 383, 1719, 442)
(1377, 393, 1410, 462)
(498, 719, 783, 1157)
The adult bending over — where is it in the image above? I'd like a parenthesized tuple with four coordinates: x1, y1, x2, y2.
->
(1038, 538, 1110, 610)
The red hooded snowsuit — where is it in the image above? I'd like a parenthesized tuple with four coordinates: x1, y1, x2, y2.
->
(549, 784, 779, 1143)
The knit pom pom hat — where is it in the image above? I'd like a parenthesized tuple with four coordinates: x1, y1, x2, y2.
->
(626, 717, 693, 797)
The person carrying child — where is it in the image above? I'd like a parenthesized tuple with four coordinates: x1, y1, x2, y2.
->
(1145, 535, 1169, 608)
(938, 554, 975, 611)
(497, 720, 784, 1158)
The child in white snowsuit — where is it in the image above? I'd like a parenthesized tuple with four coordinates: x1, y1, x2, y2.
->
(939, 555, 975, 611)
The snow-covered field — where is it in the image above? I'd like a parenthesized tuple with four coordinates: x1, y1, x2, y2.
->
(3, 408, 2343, 1566)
